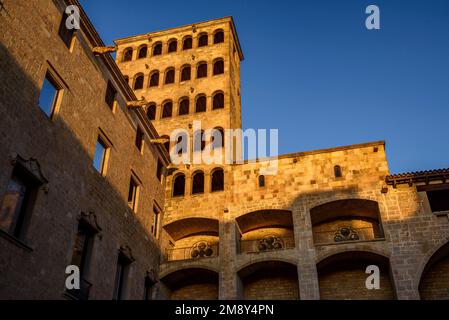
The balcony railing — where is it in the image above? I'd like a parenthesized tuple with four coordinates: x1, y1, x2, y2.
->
(65, 278, 92, 300)
(166, 243, 219, 262)
(239, 236, 295, 254)
(313, 226, 384, 245)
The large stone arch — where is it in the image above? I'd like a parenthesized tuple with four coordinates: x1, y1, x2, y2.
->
(418, 240, 449, 300)
(160, 267, 219, 300)
(316, 250, 396, 300)
(309, 199, 385, 245)
(235, 209, 295, 254)
(237, 260, 299, 300)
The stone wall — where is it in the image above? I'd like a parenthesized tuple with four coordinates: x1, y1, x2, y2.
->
(0, 0, 166, 300)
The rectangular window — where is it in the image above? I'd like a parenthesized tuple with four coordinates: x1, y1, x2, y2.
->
(156, 160, 164, 182)
(67, 221, 95, 300)
(427, 189, 449, 213)
(151, 206, 160, 238)
(93, 136, 109, 176)
(0, 168, 38, 239)
(105, 81, 117, 111)
(114, 252, 132, 300)
(135, 127, 144, 154)
(38, 73, 61, 118)
(127, 176, 140, 212)
(58, 12, 75, 49)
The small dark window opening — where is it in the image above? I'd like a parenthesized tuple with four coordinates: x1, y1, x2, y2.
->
(213, 31, 224, 44)
(0, 166, 40, 239)
(59, 12, 75, 49)
(138, 46, 147, 59)
(183, 37, 192, 50)
(127, 176, 139, 212)
(149, 72, 159, 87)
(194, 130, 206, 151)
(162, 102, 173, 118)
(133, 75, 144, 90)
(175, 133, 188, 155)
(151, 206, 161, 238)
(179, 98, 189, 115)
(152, 43, 162, 56)
(212, 127, 224, 149)
(258, 175, 265, 187)
(135, 127, 144, 152)
(122, 48, 133, 62)
(165, 69, 175, 84)
(211, 169, 224, 192)
(105, 81, 117, 110)
(168, 40, 177, 53)
(213, 59, 224, 75)
(192, 171, 205, 194)
(334, 165, 342, 178)
(114, 252, 132, 300)
(181, 66, 191, 81)
(197, 62, 207, 78)
(195, 95, 207, 113)
(156, 160, 164, 182)
(68, 220, 96, 300)
(173, 174, 186, 197)
(213, 92, 224, 109)
(144, 274, 156, 300)
(198, 34, 208, 47)
(427, 189, 449, 213)
(146, 104, 156, 120)
(124, 76, 129, 84)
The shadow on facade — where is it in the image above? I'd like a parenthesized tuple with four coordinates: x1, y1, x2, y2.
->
(0, 41, 162, 300)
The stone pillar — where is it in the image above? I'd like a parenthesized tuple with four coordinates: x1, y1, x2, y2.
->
(219, 210, 238, 299)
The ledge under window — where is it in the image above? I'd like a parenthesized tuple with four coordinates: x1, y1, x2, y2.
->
(0, 229, 33, 252)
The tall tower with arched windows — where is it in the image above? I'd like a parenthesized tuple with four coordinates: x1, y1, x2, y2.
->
(115, 18, 244, 297)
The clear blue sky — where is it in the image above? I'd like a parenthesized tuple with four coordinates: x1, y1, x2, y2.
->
(80, 0, 449, 174)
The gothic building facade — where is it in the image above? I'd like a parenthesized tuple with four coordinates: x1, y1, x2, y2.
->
(0, 0, 448, 300)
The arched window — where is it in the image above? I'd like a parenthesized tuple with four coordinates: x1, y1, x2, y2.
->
(124, 76, 129, 84)
(122, 47, 133, 62)
(198, 33, 208, 47)
(146, 103, 156, 120)
(175, 132, 188, 155)
(165, 68, 175, 84)
(152, 42, 162, 56)
(194, 130, 206, 151)
(212, 92, 224, 109)
(212, 127, 224, 149)
(183, 36, 192, 50)
(162, 101, 173, 118)
(195, 95, 207, 113)
(211, 168, 224, 192)
(168, 39, 177, 53)
(197, 62, 207, 78)
(149, 71, 159, 87)
(192, 171, 205, 194)
(160, 135, 170, 153)
(178, 97, 189, 115)
(172, 174, 185, 197)
(213, 59, 224, 75)
(180, 65, 191, 82)
(334, 165, 342, 178)
(258, 175, 265, 187)
(213, 30, 224, 44)
(138, 45, 147, 59)
(133, 74, 144, 90)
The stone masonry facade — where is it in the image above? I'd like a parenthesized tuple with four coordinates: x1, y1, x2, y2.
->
(1, 0, 448, 300)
